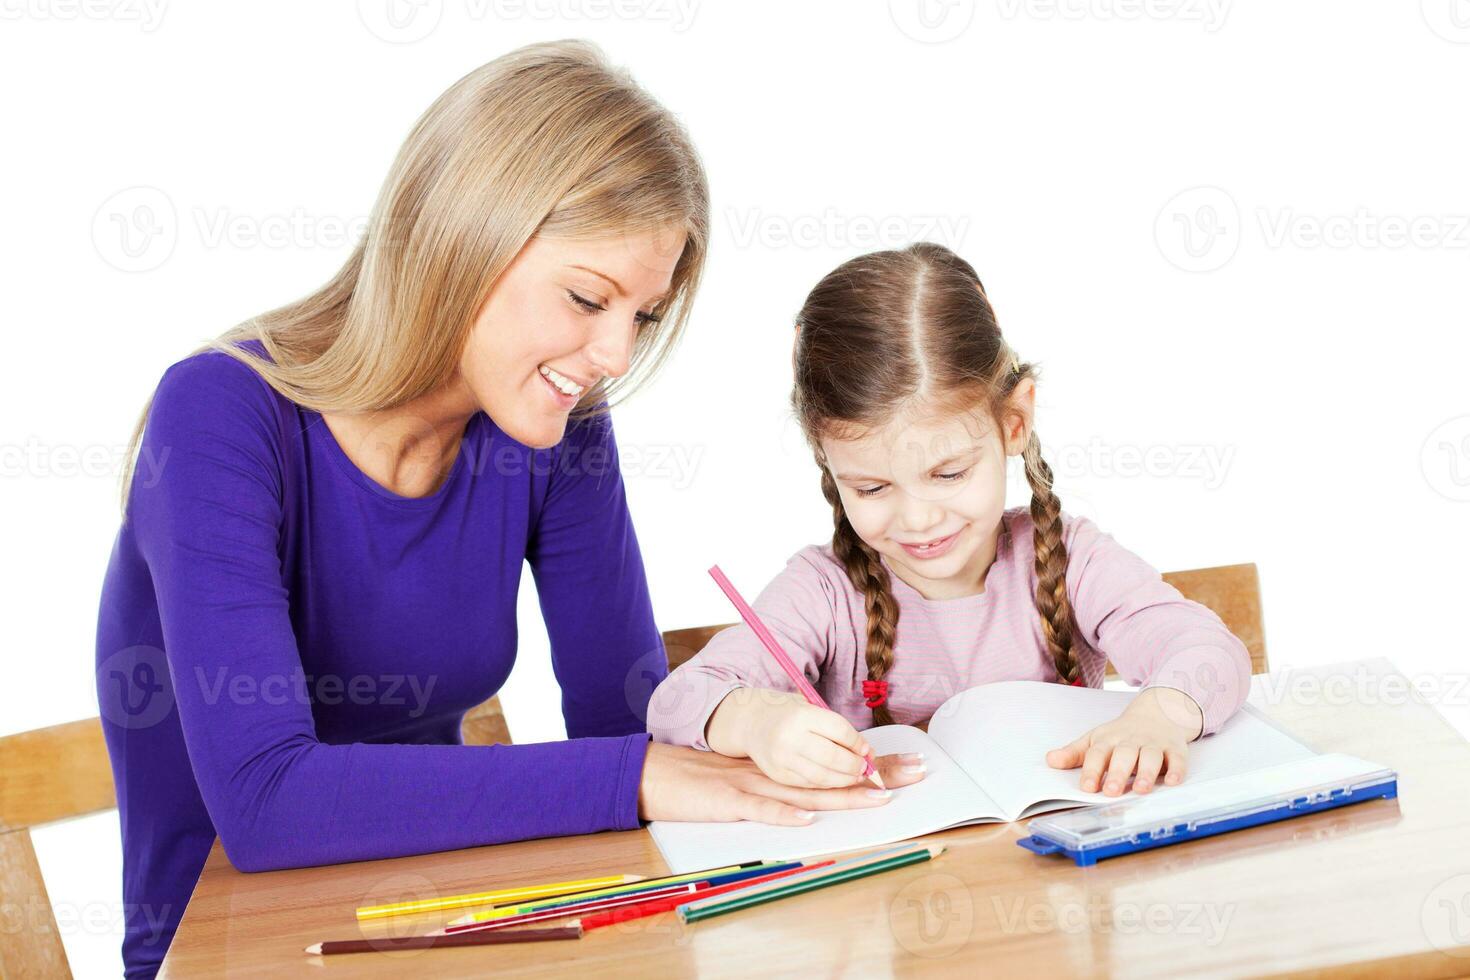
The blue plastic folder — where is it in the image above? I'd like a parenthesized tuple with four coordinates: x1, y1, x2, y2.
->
(1016, 753, 1398, 867)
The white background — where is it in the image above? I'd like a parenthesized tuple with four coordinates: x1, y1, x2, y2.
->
(3, 1, 1469, 974)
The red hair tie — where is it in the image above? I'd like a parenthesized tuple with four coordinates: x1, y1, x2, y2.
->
(862, 680, 889, 709)
(1069, 674, 1086, 687)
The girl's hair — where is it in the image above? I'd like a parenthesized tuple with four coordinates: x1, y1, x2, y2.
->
(119, 39, 708, 511)
(792, 242, 1076, 725)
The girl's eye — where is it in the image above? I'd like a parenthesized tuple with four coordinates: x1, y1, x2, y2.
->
(935, 467, 972, 483)
(854, 485, 886, 498)
(567, 289, 605, 313)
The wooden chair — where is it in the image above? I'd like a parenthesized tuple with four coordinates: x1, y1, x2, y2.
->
(0, 719, 117, 979)
(462, 562, 1269, 746)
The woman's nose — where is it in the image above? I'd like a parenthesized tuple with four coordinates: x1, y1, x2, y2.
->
(585, 316, 636, 380)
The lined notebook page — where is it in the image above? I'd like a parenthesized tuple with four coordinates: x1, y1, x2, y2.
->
(926, 681, 1317, 820)
(648, 725, 1005, 874)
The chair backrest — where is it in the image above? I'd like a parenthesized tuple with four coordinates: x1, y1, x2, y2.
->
(0, 718, 117, 980)
(471, 562, 1268, 742)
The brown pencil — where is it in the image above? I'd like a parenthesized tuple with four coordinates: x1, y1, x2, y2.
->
(304, 924, 582, 956)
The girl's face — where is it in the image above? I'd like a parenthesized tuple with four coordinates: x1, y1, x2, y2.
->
(820, 384, 1034, 600)
(458, 230, 685, 449)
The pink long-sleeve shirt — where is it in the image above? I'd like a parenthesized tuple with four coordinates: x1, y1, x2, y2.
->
(647, 508, 1252, 749)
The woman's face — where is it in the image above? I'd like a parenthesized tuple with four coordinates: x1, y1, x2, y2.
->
(459, 229, 685, 449)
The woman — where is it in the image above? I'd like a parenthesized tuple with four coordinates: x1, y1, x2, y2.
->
(95, 41, 915, 979)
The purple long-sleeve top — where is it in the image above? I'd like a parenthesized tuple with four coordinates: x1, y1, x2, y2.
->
(95, 341, 662, 979)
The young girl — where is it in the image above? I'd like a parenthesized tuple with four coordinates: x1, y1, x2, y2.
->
(648, 242, 1251, 802)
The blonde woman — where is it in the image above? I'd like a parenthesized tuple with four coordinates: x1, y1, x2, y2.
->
(95, 41, 908, 980)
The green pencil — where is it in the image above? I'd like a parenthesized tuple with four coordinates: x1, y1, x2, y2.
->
(676, 845, 945, 923)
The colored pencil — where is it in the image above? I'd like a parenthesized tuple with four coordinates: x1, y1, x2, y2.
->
(447, 861, 836, 938)
(432, 883, 707, 936)
(576, 859, 837, 932)
(305, 925, 582, 956)
(709, 565, 884, 789)
(355, 873, 645, 920)
(445, 860, 776, 926)
(453, 861, 803, 926)
(678, 845, 945, 923)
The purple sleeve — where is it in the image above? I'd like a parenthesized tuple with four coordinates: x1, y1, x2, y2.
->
(131, 359, 646, 873)
(1063, 514, 1253, 737)
(526, 411, 661, 748)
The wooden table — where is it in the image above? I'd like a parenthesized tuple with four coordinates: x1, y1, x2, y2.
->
(159, 658, 1470, 978)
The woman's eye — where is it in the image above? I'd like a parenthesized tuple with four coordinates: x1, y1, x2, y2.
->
(567, 290, 604, 313)
(935, 468, 971, 482)
(635, 309, 663, 326)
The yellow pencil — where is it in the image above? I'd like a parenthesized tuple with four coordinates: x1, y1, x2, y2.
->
(446, 862, 767, 926)
(355, 873, 646, 920)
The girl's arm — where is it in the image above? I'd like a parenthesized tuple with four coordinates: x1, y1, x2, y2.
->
(646, 551, 840, 752)
(1045, 514, 1253, 794)
(646, 553, 917, 790)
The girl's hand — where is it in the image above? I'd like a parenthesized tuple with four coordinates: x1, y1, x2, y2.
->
(705, 687, 928, 791)
(637, 742, 925, 825)
(1044, 687, 1204, 796)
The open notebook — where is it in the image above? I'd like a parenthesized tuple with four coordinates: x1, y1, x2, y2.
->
(650, 680, 1336, 874)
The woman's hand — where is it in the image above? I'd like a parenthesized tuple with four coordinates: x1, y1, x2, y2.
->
(638, 742, 926, 825)
(705, 687, 925, 790)
(1044, 687, 1204, 796)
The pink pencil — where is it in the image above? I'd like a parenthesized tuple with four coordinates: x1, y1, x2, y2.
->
(707, 565, 884, 789)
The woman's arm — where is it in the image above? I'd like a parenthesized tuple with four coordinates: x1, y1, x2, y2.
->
(131, 357, 646, 872)
(526, 410, 666, 739)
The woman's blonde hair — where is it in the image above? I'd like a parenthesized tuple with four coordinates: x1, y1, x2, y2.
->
(120, 39, 708, 511)
(792, 242, 1076, 725)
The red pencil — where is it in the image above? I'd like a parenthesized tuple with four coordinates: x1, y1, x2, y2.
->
(709, 565, 884, 788)
(577, 860, 837, 932)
